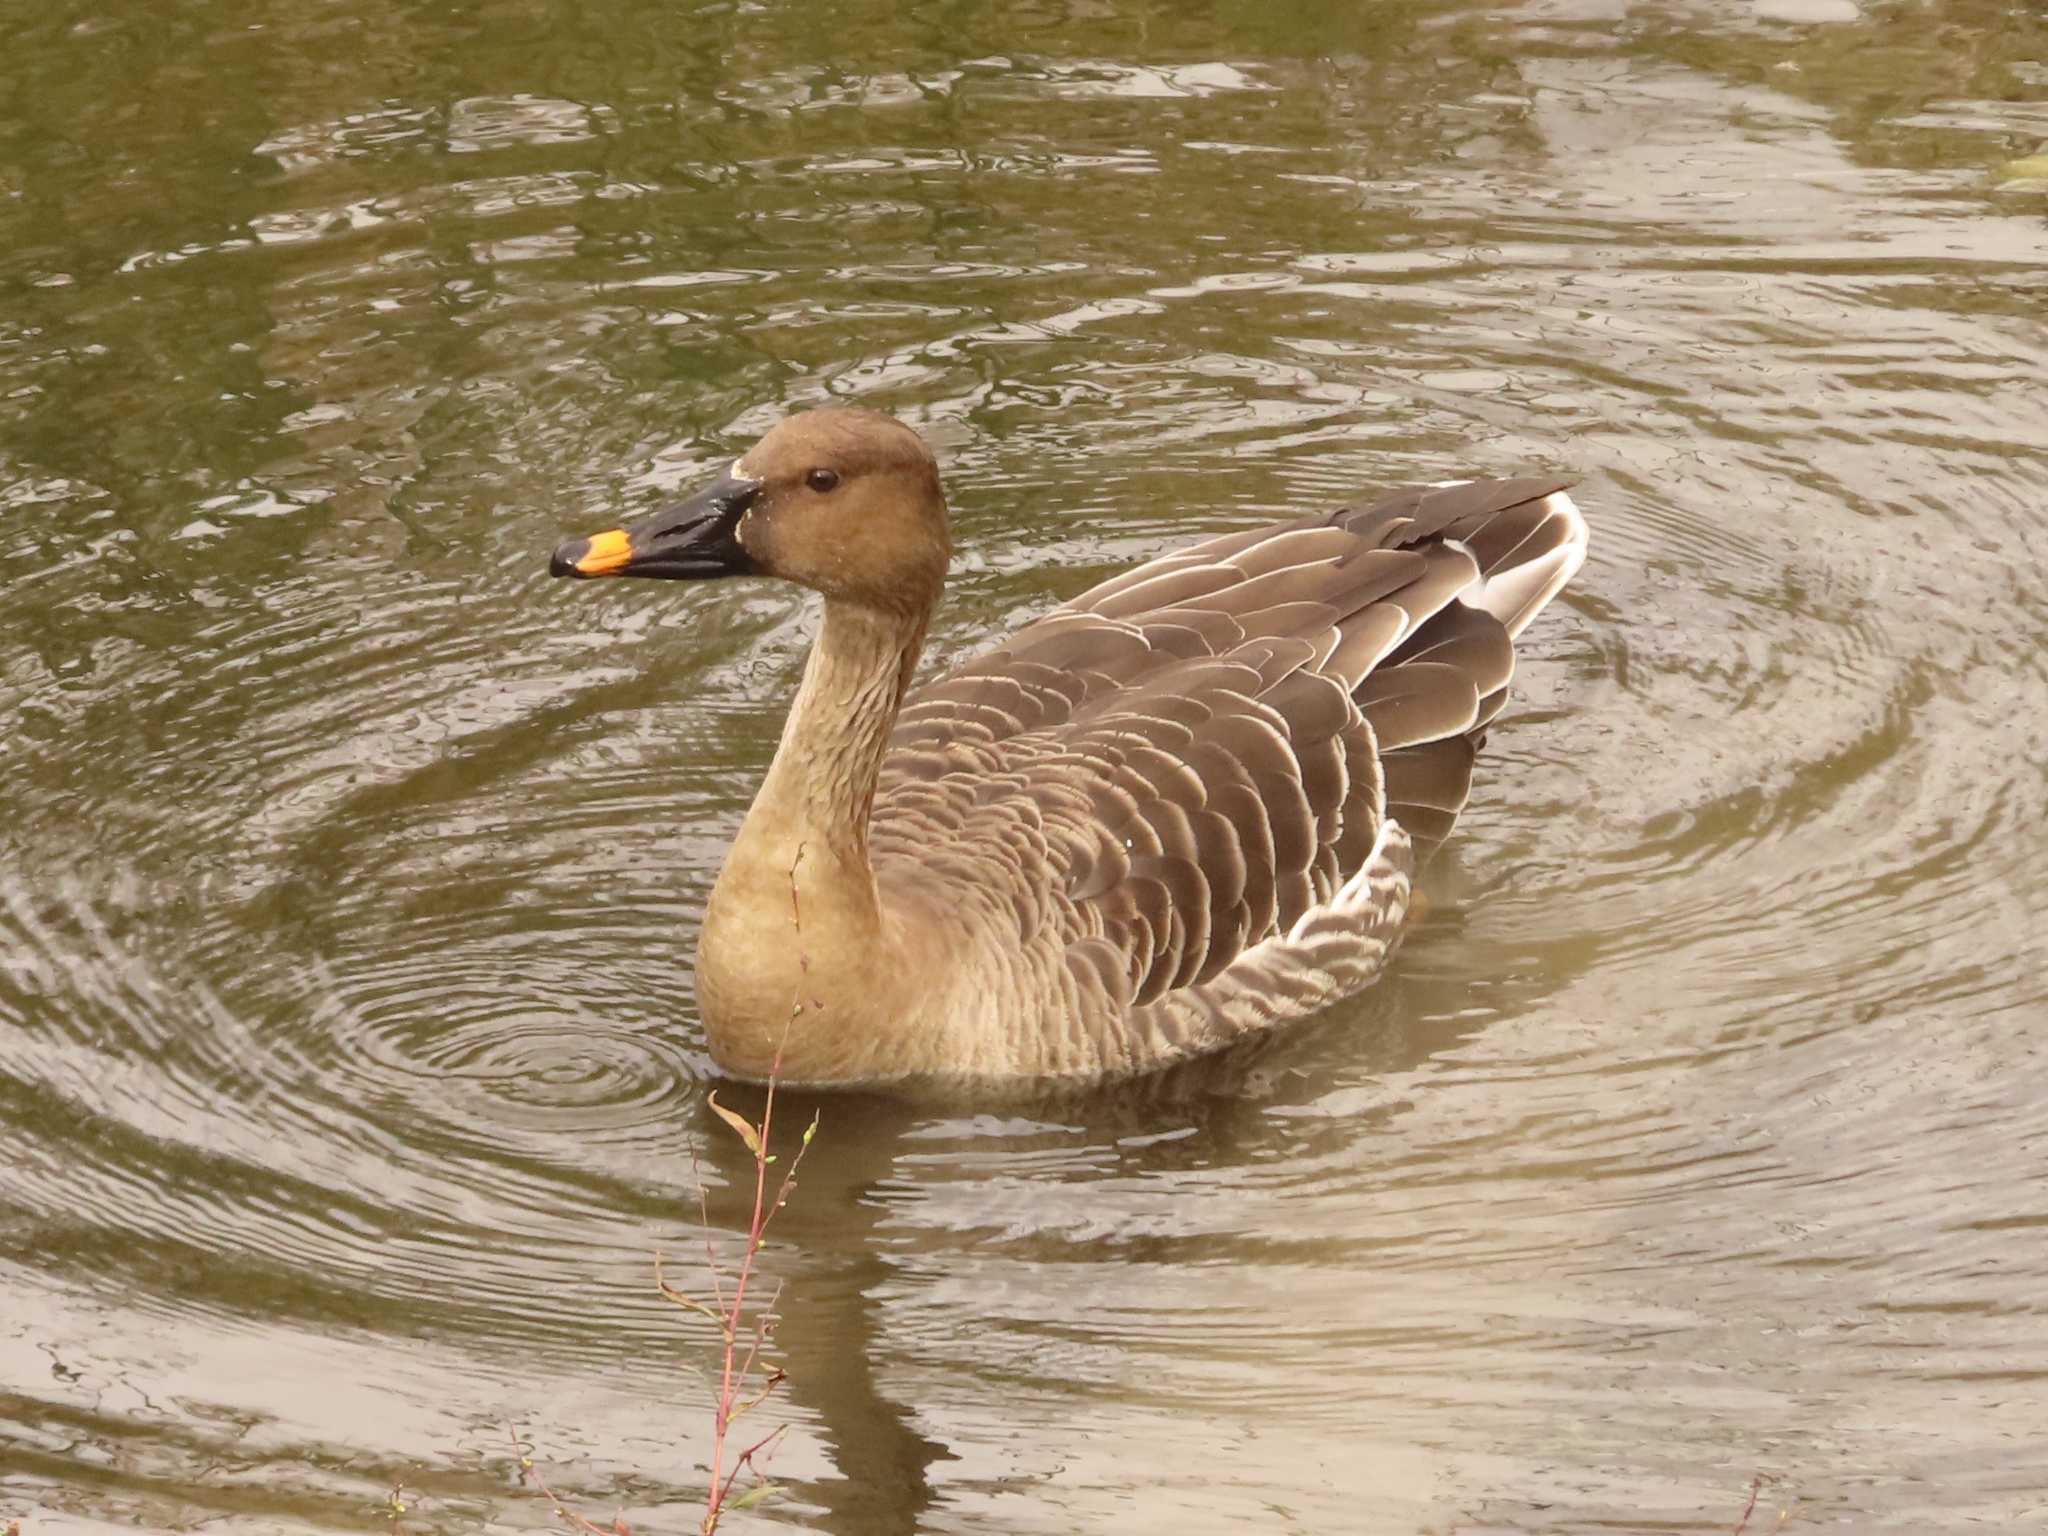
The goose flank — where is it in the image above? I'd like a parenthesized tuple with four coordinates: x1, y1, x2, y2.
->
(550, 408, 1587, 1087)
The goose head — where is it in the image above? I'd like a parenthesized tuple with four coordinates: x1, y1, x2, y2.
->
(550, 408, 950, 614)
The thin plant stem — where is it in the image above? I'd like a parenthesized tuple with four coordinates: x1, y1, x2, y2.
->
(516, 846, 818, 1536)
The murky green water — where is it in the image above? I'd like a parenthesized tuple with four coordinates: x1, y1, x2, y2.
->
(5, 0, 2047, 1530)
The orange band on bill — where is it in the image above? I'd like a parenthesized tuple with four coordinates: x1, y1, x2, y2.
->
(575, 528, 633, 575)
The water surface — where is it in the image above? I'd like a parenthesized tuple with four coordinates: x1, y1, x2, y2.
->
(4, 0, 2047, 1531)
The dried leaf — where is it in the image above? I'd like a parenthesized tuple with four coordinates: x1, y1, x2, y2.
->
(657, 1283, 719, 1321)
(706, 1092, 763, 1159)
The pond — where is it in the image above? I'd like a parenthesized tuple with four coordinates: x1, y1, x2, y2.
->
(3, 0, 2047, 1531)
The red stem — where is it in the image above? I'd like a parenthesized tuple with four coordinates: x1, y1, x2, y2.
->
(702, 1056, 784, 1533)
(1731, 1476, 1762, 1534)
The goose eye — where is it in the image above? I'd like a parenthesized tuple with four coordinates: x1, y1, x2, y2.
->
(805, 467, 841, 493)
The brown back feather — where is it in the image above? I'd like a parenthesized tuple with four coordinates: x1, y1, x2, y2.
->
(873, 477, 1580, 1006)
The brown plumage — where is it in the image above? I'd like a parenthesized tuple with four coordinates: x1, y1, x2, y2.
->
(550, 408, 1588, 1088)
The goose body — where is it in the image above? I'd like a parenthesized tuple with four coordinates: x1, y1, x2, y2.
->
(551, 410, 1586, 1088)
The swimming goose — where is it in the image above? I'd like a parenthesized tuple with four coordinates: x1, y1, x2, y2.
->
(550, 409, 1586, 1088)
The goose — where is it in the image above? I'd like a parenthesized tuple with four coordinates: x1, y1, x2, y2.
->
(550, 409, 1586, 1088)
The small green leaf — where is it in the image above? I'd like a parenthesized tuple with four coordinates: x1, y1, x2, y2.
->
(727, 1483, 782, 1512)
(801, 1116, 818, 1147)
(705, 1092, 763, 1158)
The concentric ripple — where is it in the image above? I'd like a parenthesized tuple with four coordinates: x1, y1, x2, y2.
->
(337, 957, 698, 1136)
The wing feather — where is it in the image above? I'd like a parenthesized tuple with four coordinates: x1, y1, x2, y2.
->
(873, 478, 1587, 1025)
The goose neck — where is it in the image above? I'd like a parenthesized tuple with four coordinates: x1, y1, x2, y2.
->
(753, 596, 925, 860)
